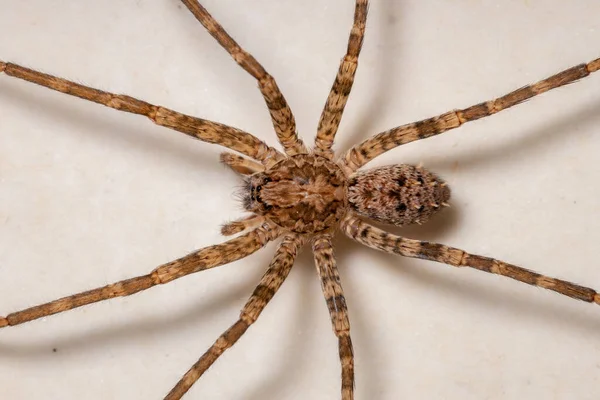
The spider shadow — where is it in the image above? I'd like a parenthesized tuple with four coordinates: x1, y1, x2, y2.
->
(333, 0, 600, 174)
(424, 97, 600, 172)
(0, 271, 263, 358)
(351, 246, 600, 400)
(333, 205, 461, 399)
(0, 81, 220, 175)
(333, 240, 384, 399)
(368, 245, 600, 332)
(0, 247, 319, 399)
(334, 203, 600, 399)
(244, 250, 319, 400)
(246, 207, 461, 399)
(337, 0, 404, 153)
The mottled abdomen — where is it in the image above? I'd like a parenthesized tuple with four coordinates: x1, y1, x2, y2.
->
(348, 165, 450, 226)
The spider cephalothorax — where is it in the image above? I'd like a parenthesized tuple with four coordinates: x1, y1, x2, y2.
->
(243, 154, 348, 233)
(2, 0, 599, 399)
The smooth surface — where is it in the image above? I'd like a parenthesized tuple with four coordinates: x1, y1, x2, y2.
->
(1, 1, 600, 399)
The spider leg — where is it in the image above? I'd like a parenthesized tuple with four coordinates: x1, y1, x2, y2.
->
(313, 234, 354, 400)
(180, 0, 307, 156)
(342, 216, 600, 306)
(315, 0, 368, 158)
(0, 222, 281, 329)
(220, 152, 265, 176)
(220, 215, 264, 236)
(0, 61, 283, 166)
(164, 233, 306, 400)
(341, 57, 600, 173)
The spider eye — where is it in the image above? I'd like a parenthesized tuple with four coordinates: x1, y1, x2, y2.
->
(256, 185, 262, 191)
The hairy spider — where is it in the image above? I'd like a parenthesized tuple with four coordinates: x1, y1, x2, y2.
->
(2, 1, 600, 399)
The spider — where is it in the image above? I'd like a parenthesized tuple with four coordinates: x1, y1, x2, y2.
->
(2, 0, 600, 399)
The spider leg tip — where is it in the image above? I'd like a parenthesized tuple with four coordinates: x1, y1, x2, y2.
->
(219, 152, 232, 162)
(220, 223, 240, 236)
(0, 317, 8, 328)
(0, 61, 6, 73)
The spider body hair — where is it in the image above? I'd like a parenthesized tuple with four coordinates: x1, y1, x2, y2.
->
(242, 154, 450, 233)
(2, 1, 599, 399)
(348, 165, 450, 226)
(242, 154, 348, 234)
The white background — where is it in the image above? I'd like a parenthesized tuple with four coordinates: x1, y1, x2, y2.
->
(1, 1, 600, 399)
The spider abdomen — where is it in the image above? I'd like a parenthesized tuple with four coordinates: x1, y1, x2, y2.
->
(348, 165, 450, 226)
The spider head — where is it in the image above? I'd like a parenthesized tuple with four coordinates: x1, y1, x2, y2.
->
(241, 173, 273, 213)
(240, 155, 348, 233)
(347, 164, 450, 226)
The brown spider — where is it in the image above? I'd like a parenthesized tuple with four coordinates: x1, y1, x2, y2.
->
(2, 1, 600, 399)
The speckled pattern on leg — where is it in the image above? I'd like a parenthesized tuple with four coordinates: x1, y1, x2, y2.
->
(2, 1, 599, 399)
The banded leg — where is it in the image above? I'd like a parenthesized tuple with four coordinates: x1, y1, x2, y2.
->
(220, 152, 265, 176)
(164, 234, 306, 400)
(0, 61, 283, 165)
(315, 0, 368, 158)
(220, 215, 264, 236)
(180, 0, 307, 156)
(313, 234, 354, 400)
(0, 222, 280, 328)
(342, 216, 600, 305)
(342, 57, 600, 173)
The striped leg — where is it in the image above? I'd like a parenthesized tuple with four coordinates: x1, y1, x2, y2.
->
(0, 222, 281, 329)
(314, 0, 369, 158)
(342, 57, 600, 173)
(180, 0, 307, 156)
(0, 61, 283, 165)
(313, 234, 354, 400)
(164, 234, 306, 400)
(342, 216, 600, 305)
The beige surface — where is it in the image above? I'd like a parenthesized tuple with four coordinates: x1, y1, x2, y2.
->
(1, 1, 600, 399)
